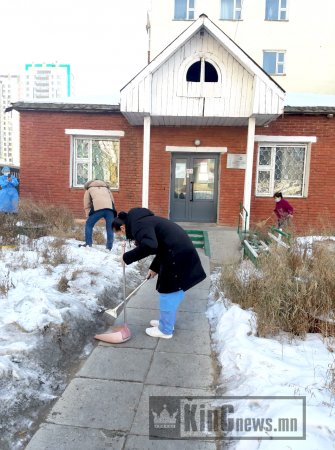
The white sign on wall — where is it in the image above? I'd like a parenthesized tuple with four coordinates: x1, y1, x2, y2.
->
(227, 153, 247, 169)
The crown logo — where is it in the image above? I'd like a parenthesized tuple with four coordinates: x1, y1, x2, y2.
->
(151, 404, 178, 429)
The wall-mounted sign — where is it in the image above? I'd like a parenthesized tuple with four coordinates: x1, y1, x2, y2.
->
(227, 153, 247, 169)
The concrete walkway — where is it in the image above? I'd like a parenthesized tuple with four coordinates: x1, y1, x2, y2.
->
(26, 251, 219, 450)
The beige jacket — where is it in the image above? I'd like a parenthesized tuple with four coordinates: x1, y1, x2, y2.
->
(83, 180, 115, 217)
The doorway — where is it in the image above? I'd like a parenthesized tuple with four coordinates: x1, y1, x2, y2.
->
(170, 153, 219, 222)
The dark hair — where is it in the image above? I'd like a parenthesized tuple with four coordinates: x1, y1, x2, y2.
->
(112, 211, 128, 231)
(273, 192, 283, 199)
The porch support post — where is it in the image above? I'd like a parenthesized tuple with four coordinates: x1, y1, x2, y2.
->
(142, 115, 151, 208)
(243, 117, 256, 231)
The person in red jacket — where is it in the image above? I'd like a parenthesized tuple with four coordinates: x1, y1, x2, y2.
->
(273, 192, 294, 229)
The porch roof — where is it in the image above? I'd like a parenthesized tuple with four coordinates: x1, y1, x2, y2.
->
(120, 14, 285, 126)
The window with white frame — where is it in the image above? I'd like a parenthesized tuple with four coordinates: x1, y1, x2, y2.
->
(174, 0, 195, 20)
(265, 0, 288, 20)
(256, 145, 307, 197)
(263, 51, 285, 75)
(72, 137, 120, 189)
(221, 0, 242, 20)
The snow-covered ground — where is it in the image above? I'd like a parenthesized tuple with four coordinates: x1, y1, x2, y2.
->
(208, 263, 335, 449)
(0, 236, 145, 450)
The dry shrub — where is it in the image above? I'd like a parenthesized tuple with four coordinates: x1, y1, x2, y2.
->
(57, 275, 69, 292)
(0, 270, 14, 296)
(41, 245, 72, 267)
(17, 200, 75, 237)
(93, 227, 106, 245)
(221, 240, 335, 338)
(0, 214, 19, 246)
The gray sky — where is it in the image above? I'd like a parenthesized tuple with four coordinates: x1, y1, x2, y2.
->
(1, 0, 149, 99)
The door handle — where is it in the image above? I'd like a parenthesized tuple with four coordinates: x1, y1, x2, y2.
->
(190, 181, 194, 202)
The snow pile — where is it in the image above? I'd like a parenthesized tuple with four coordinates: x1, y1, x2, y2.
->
(0, 236, 144, 449)
(207, 269, 335, 449)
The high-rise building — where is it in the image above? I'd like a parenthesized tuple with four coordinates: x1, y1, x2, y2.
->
(25, 63, 72, 99)
(147, 0, 335, 94)
(0, 75, 20, 165)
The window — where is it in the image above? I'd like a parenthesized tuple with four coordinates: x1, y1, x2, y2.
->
(174, 0, 195, 20)
(186, 59, 219, 82)
(72, 138, 120, 189)
(265, 0, 287, 20)
(263, 51, 285, 75)
(221, 0, 242, 20)
(256, 145, 307, 197)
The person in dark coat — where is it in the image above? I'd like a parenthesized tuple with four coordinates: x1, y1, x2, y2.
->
(112, 208, 206, 339)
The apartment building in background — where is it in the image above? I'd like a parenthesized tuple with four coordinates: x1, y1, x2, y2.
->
(0, 75, 20, 165)
(25, 63, 72, 99)
(147, 0, 335, 94)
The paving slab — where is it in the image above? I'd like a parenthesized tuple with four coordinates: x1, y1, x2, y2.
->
(156, 328, 211, 355)
(130, 384, 214, 436)
(124, 435, 216, 449)
(78, 346, 153, 382)
(25, 423, 125, 450)
(47, 378, 142, 431)
(146, 352, 214, 389)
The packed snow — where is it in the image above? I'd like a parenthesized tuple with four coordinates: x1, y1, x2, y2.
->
(208, 266, 335, 449)
(0, 236, 146, 449)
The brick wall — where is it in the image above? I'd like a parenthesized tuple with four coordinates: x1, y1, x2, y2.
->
(20, 111, 335, 231)
(253, 115, 335, 232)
(20, 111, 143, 219)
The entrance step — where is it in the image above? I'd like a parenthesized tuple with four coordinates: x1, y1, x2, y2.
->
(184, 229, 211, 257)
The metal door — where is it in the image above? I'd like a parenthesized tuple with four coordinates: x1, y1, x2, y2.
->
(170, 154, 218, 222)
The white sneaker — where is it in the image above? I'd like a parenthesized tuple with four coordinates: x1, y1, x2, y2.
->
(145, 326, 173, 339)
(150, 320, 174, 330)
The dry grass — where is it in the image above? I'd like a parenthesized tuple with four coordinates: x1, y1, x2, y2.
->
(57, 275, 69, 292)
(0, 270, 14, 296)
(40, 244, 73, 267)
(221, 239, 335, 338)
(17, 200, 75, 238)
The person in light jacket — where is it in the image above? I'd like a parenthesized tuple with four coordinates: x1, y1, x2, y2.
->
(0, 166, 19, 213)
(112, 208, 207, 339)
(79, 180, 116, 250)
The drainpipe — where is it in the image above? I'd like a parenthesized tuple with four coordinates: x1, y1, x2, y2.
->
(142, 115, 151, 208)
(242, 117, 256, 231)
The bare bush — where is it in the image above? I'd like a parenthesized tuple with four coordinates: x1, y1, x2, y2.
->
(221, 240, 335, 338)
(57, 275, 69, 292)
(0, 270, 14, 296)
(40, 244, 73, 267)
(17, 201, 75, 238)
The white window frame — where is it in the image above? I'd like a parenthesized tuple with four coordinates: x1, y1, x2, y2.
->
(255, 141, 312, 198)
(263, 51, 286, 75)
(221, 0, 242, 20)
(265, 0, 288, 21)
(66, 130, 124, 189)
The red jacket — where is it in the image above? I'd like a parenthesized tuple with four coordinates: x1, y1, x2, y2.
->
(274, 198, 294, 219)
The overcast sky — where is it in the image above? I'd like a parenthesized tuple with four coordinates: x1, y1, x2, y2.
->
(1, 0, 149, 99)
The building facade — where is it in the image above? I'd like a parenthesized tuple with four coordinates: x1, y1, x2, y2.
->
(10, 16, 335, 232)
(25, 63, 72, 99)
(0, 75, 20, 165)
(147, 0, 335, 94)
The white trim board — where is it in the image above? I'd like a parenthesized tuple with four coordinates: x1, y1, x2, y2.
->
(166, 146, 227, 153)
(65, 129, 125, 137)
(255, 135, 317, 143)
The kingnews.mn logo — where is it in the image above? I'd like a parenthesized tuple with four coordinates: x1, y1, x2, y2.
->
(149, 396, 306, 440)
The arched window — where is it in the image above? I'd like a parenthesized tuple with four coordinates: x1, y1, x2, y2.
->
(186, 59, 219, 82)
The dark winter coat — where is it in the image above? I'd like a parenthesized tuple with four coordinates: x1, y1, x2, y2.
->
(122, 208, 206, 294)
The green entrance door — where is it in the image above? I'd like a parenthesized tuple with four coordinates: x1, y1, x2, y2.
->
(170, 154, 218, 222)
